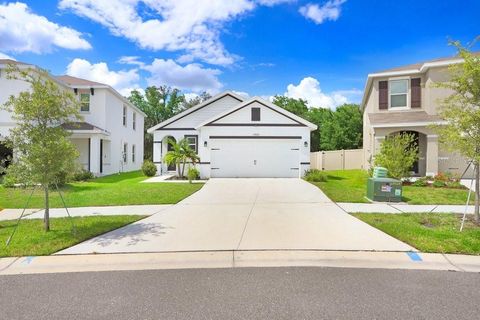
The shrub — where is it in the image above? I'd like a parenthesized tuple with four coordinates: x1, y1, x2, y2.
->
(412, 179, 428, 187)
(187, 167, 200, 183)
(142, 160, 157, 177)
(374, 133, 419, 179)
(73, 169, 94, 182)
(304, 169, 328, 182)
(432, 180, 446, 188)
(446, 181, 464, 189)
(1, 172, 16, 188)
(433, 172, 449, 182)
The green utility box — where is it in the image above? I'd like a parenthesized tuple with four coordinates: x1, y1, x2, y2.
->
(366, 177, 403, 202)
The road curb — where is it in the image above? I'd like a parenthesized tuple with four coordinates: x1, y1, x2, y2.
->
(1, 250, 479, 275)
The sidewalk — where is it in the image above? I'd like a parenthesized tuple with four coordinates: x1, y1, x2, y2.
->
(338, 203, 473, 214)
(1, 250, 479, 275)
(0, 205, 172, 221)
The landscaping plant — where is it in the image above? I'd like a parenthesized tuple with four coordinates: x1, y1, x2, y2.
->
(431, 40, 480, 222)
(304, 169, 328, 182)
(187, 167, 200, 183)
(164, 138, 199, 178)
(374, 132, 419, 179)
(1, 65, 81, 231)
(142, 160, 157, 177)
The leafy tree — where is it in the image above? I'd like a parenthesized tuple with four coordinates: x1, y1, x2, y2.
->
(432, 40, 480, 222)
(183, 91, 212, 110)
(320, 104, 363, 150)
(272, 96, 362, 151)
(1, 65, 81, 231)
(374, 133, 419, 179)
(128, 86, 185, 160)
(163, 138, 199, 178)
(272, 95, 309, 118)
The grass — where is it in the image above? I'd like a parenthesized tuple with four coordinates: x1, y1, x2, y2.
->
(0, 215, 145, 257)
(0, 171, 203, 209)
(310, 169, 473, 205)
(353, 213, 480, 255)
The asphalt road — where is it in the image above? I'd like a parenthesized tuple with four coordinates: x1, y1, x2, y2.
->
(1, 267, 479, 320)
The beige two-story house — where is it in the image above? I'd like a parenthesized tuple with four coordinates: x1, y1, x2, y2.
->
(361, 54, 478, 178)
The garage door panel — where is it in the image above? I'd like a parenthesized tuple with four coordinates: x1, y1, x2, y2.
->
(210, 139, 300, 178)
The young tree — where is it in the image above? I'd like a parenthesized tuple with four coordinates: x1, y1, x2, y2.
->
(2, 65, 81, 231)
(374, 133, 419, 179)
(128, 86, 185, 160)
(163, 138, 199, 178)
(432, 41, 480, 222)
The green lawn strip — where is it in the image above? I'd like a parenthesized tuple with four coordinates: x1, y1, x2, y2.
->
(0, 171, 203, 208)
(0, 215, 146, 257)
(353, 212, 480, 255)
(310, 169, 472, 205)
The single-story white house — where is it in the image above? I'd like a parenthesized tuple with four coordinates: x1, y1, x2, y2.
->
(147, 91, 317, 178)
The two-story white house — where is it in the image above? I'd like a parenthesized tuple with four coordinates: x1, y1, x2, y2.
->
(0, 59, 145, 176)
(147, 91, 317, 178)
(361, 54, 478, 178)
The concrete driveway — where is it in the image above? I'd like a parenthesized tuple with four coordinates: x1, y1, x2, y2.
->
(59, 179, 414, 254)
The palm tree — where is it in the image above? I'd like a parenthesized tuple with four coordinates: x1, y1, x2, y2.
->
(164, 138, 199, 178)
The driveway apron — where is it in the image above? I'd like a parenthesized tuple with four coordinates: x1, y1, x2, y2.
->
(58, 179, 414, 254)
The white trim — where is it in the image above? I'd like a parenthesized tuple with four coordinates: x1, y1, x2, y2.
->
(374, 136, 385, 140)
(146, 91, 245, 133)
(427, 134, 439, 138)
(388, 78, 409, 109)
(371, 121, 447, 128)
(195, 96, 318, 130)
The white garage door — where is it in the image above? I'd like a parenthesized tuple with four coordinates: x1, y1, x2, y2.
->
(210, 137, 300, 178)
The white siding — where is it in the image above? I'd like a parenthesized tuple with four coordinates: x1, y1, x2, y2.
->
(213, 101, 298, 125)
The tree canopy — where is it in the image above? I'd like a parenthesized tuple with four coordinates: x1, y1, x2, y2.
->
(271, 96, 363, 151)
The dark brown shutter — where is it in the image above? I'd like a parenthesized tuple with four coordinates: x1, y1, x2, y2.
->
(411, 78, 421, 108)
(379, 81, 388, 110)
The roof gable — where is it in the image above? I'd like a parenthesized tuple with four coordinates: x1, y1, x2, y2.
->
(196, 97, 317, 130)
(147, 91, 244, 133)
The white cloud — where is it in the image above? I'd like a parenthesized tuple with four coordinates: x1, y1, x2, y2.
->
(0, 2, 91, 54)
(66, 58, 140, 95)
(284, 77, 350, 108)
(59, 0, 290, 66)
(0, 52, 15, 60)
(144, 59, 222, 94)
(299, 0, 346, 24)
(118, 56, 145, 67)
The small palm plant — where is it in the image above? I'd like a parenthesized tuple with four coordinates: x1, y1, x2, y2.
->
(164, 138, 199, 178)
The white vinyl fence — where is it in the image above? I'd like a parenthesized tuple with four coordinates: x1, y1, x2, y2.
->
(310, 149, 364, 171)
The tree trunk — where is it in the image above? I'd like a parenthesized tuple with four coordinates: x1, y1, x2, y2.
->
(181, 160, 186, 178)
(44, 185, 50, 231)
(475, 163, 480, 223)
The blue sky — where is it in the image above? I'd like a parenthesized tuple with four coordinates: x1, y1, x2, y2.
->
(1, 0, 479, 107)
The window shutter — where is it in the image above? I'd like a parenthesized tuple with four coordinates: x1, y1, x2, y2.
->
(411, 78, 421, 108)
(379, 81, 388, 110)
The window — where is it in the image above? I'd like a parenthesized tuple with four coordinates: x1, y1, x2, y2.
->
(80, 93, 90, 112)
(132, 145, 135, 163)
(185, 135, 198, 153)
(123, 106, 127, 126)
(132, 112, 136, 130)
(389, 79, 408, 108)
(251, 107, 261, 121)
(123, 143, 128, 163)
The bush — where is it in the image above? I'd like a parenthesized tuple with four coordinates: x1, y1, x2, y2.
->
(432, 180, 446, 188)
(374, 133, 419, 179)
(446, 181, 464, 189)
(304, 169, 328, 182)
(187, 167, 200, 183)
(1, 173, 16, 188)
(142, 160, 157, 177)
(412, 179, 428, 187)
(72, 169, 94, 182)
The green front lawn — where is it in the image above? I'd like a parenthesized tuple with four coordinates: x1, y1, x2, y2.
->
(353, 213, 480, 255)
(0, 171, 203, 209)
(0, 215, 145, 257)
(310, 169, 472, 205)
